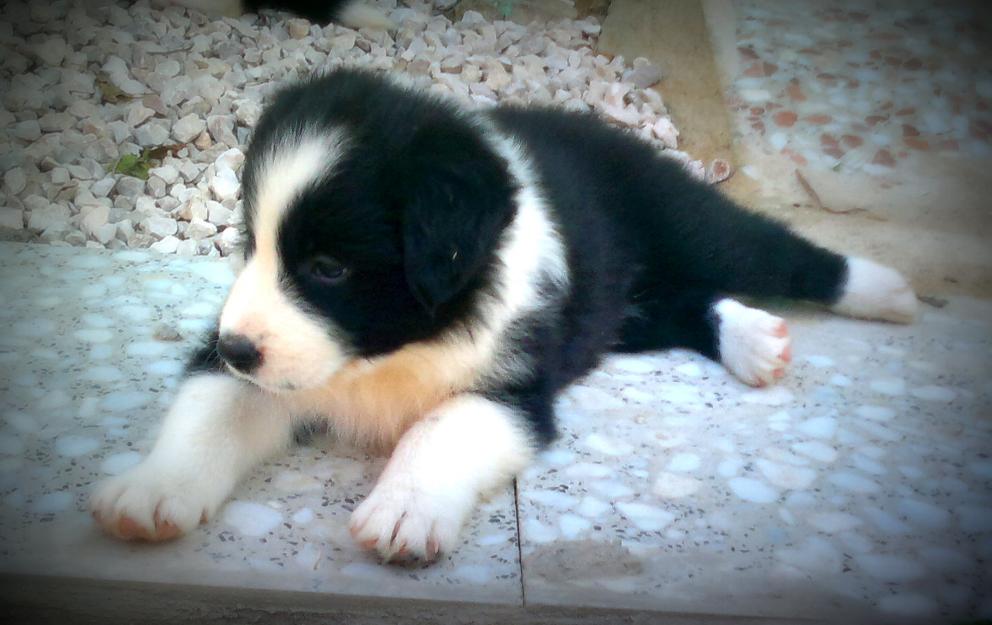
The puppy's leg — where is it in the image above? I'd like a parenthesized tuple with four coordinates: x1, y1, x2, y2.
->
(91, 373, 295, 541)
(618, 289, 791, 387)
(349, 394, 534, 561)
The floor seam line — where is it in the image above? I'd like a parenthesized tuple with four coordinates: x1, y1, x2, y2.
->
(513, 478, 527, 607)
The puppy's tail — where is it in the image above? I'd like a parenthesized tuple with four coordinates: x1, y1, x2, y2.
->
(746, 224, 917, 324)
(334, 1, 396, 30)
(828, 256, 917, 324)
(675, 193, 917, 323)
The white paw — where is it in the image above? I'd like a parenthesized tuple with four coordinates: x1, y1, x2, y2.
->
(715, 299, 791, 387)
(349, 477, 467, 562)
(90, 462, 219, 542)
(832, 256, 916, 324)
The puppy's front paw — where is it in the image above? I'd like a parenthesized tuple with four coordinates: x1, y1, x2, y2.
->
(349, 478, 466, 563)
(90, 463, 217, 542)
(715, 299, 792, 387)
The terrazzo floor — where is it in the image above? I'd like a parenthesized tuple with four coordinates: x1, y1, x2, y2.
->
(0, 242, 522, 606)
(1, 242, 990, 623)
(728, 0, 992, 176)
(519, 300, 992, 621)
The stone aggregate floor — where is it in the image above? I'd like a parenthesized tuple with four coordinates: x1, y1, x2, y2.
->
(728, 0, 992, 176)
(1, 242, 989, 623)
(0, 242, 525, 606)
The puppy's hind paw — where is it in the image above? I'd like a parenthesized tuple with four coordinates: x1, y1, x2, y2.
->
(715, 299, 792, 387)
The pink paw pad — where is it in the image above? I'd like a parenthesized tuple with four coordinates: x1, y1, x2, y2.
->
(716, 300, 793, 387)
(93, 509, 182, 543)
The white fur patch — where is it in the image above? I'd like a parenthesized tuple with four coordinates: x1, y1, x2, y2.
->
(220, 258, 350, 391)
(251, 131, 348, 259)
(90, 374, 295, 540)
(221, 130, 351, 392)
(715, 299, 791, 387)
(160, 0, 243, 18)
(484, 128, 570, 311)
(831, 256, 917, 324)
(335, 2, 395, 30)
(349, 394, 533, 560)
(464, 124, 569, 384)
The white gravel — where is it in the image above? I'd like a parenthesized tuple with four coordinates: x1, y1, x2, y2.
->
(0, 0, 714, 256)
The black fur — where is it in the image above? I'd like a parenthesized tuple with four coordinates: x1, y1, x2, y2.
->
(186, 329, 224, 374)
(204, 68, 848, 446)
(490, 105, 848, 363)
(241, 71, 513, 357)
(483, 105, 845, 442)
(242, 0, 358, 24)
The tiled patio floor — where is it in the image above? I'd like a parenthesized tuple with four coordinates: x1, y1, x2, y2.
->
(729, 0, 992, 176)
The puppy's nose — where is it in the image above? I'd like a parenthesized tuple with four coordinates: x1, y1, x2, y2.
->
(217, 333, 262, 374)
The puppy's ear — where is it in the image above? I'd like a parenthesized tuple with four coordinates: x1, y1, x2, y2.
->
(398, 126, 516, 315)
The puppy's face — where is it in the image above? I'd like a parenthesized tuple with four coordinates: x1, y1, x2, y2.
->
(216, 72, 516, 392)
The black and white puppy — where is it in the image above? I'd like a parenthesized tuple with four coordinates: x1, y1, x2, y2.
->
(91, 69, 917, 560)
(164, 0, 394, 28)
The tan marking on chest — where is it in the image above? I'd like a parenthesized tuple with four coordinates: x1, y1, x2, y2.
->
(287, 339, 483, 450)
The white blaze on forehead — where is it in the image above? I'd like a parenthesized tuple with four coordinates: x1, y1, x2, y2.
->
(251, 129, 348, 261)
(219, 128, 351, 392)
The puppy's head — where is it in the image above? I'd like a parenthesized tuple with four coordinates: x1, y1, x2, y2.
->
(217, 70, 517, 392)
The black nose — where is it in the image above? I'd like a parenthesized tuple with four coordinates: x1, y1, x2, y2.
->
(217, 333, 262, 374)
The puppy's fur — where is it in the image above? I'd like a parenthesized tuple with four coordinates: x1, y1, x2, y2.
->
(91, 69, 916, 560)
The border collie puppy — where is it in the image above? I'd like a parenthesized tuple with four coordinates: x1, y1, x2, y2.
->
(163, 0, 393, 28)
(91, 69, 916, 561)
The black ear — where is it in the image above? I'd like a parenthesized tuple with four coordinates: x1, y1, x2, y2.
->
(398, 126, 517, 315)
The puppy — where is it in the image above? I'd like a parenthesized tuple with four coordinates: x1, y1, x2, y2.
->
(164, 0, 394, 28)
(91, 68, 916, 561)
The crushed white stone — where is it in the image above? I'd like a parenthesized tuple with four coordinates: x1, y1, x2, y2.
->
(0, 208, 24, 230)
(13, 120, 42, 142)
(142, 216, 179, 239)
(80, 205, 111, 238)
(27, 205, 71, 233)
(150, 235, 181, 254)
(0, 0, 714, 255)
(172, 114, 207, 143)
(134, 121, 171, 147)
(4, 168, 28, 196)
(149, 164, 180, 185)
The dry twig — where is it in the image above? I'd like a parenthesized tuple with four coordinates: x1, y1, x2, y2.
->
(795, 169, 874, 217)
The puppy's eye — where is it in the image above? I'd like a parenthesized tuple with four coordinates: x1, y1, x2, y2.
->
(306, 256, 349, 285)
